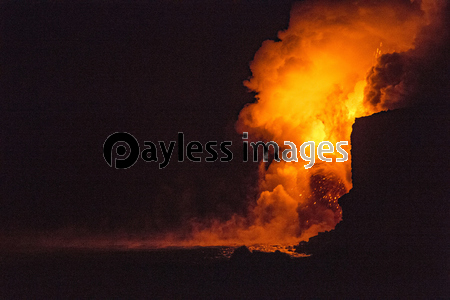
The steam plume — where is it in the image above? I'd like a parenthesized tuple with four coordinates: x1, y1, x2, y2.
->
(364, 0, 449, 110)
(161, 0, 448, 248)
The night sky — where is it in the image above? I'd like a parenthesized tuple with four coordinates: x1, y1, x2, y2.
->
(1, 1, 300, 234)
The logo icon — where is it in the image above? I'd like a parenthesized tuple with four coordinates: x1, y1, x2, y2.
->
(103, 132, 140, 169)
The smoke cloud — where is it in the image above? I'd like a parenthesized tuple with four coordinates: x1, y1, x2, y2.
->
(364, 0, 449, 110)
(147, 0, 449, 249)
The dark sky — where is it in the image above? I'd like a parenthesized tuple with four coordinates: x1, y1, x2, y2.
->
(0, 1, 299, 233)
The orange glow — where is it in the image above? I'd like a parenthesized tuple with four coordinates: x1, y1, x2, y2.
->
(156, 0, 438, 250)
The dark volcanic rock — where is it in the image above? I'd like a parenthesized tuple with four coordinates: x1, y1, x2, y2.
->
(230, 245, 252, 261)
(297, 104, 449, 259)
(231, 246, 291, 264)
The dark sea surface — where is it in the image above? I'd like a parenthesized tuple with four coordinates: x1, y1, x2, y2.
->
(1, 245, 448, 299)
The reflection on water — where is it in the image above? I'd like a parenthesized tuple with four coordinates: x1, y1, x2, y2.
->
(2, 242, 308, 260)
(1, 233, 309, 259)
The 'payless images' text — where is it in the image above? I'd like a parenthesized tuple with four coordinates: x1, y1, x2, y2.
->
(103, 132, 348, 169)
